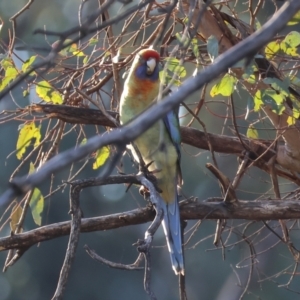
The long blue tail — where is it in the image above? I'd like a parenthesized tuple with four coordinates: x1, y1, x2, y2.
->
(161, 195, 184, 275)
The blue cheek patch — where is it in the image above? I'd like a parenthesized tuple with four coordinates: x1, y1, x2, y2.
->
(135, 64, 159, 81)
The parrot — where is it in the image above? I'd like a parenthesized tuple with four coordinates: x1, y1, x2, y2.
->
(119, 48, 184, 275)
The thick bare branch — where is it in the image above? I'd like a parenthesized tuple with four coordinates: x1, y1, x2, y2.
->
(1, 197, 300, 252)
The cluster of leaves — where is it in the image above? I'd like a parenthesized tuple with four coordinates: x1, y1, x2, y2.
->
(207, 26, 300, 137)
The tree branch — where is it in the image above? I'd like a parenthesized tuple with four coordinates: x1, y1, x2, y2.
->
(1, 0, 299, 206)
(1, 197, 300, 252)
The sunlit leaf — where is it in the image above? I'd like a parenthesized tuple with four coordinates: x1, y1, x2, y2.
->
(0, 67, 18, 91)
(93, 146, 110, 170)
(255, 20, 262, 30)
(22, 55, 37, 73)
(253, 90, 264, 112)
(73, 50, 85, 57)
(165, 58, 187, 78)
(263, 89, 286, 105)
(80, 138, 87, 145)
(207, 35, 219, 62)
(242, 62, 258, 84)
(89, 38, 98, 46)
(0, 58, 14, 70)
(287, 116, 296, 126)
(83, 56, 89, 64)
(288, 11, 300, 25)
(283, 31, 300, 47)
(246, 125, 259, 139)
(287, 107, 300, 125)
(10, 203, 23, 232)
(29, 162, 44, 226)
(16, 122, 41, 160)
(280, 31, 300, 57)
(262, 89, 285, 115)
(54, 39, 73, 56)
(210, 74, 236, 97)
(36, 80, 63, 104)
(191, 38, 200, 59)
(175, 33, 189, 47)
(23, 89, 29, 97)
(265, 40, 280, 59)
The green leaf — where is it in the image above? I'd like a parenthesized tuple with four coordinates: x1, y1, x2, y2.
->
(191, 38, 199, 59)
(255, 20, 262, 30)
(242, 62, 258, 84)
(83, 56, 89, 64)
(36, 80, 63, 104)
(0, 67, 18, 91)
(287, 116, 296, 126)
(93, 146, 110, 170)
(16, 122, 41, 160)
(284, 31, 300, 47)
(165, 58, 186, 78)
(280, 31, 300, 57)
(287, 107, 300, 125)
(253, 90, 264, 112)
(263, 89, 285, 105)
(29, 162, 44, 226)
(207, 35, 219, 62)
(22, 55, 36, 73)
(246, 125, 259, 139)
(0, 58, 14, 70)
(210, 74, 236, 97)
(262, 89, 285, 115)
(73, 50, 85, 57)
(80, 138, 87, 145)
(288, 11, 300, 25)
(23, 89, 29, 97)
(89, 38, 98, 46)
(262, 77, 290, 97)
(175, 33, 189, 47)
(54, 39, 73, 56)
(265, 40, 280, 59)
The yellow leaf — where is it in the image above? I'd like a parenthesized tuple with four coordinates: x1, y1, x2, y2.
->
(0, 58, 14, 70)
(246, 125, 259, 139)
(288, 11, 300, 25)
(93, 146, 110, 170)
(80, 138, 87, 145)
(36, 80, 63, 104)
(288, 108, 300, 126)
(22, 55, 37, 73)
(10, 203, 23, 232)
(210, 74, 236, 97)
(28, 163, 44, 226)
(0, 67, 18, 91)
(265, 41, 280, 59)
(253, 90, 264, 112)
(16, 122, 41, 160)
(287, 116, 296, 126)
(30, 188, 44, 226)
(73, 50, 85, 57)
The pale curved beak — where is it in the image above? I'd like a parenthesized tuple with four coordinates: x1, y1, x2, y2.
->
(146, 58, 157, 75)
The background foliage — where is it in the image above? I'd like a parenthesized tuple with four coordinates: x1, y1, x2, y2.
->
(0, 0, 300, 299)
